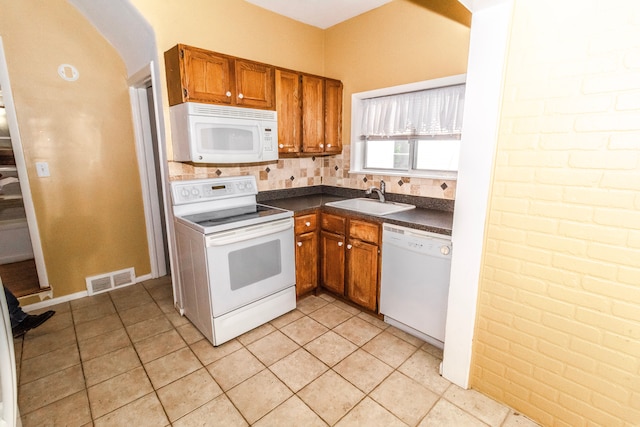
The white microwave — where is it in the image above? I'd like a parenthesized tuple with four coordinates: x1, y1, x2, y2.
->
(170, 102, 278, 164)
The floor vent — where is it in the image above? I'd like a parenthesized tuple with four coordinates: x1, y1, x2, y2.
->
(86, 267, 136, 295)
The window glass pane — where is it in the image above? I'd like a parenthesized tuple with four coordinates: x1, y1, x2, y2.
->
(414, 139, 460, 171)
(365, 140, 409, 170)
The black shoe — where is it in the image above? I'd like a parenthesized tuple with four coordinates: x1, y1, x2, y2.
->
(12, 310, 55, 338)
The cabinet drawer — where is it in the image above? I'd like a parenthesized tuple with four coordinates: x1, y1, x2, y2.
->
(321, 213, 346, 234)
(295, 213, 317, 234)
(349, 219, 379, 244)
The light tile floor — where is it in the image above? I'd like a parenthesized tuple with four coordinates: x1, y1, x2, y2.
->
(14, 277, 539, 426)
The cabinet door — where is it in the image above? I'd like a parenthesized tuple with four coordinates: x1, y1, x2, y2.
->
(301, 75, 325, 153)
(324, 78, 343, 154)
(320, 230, 345, 295)
(275, 70, 301, 153)
(183, 47, 234, 105)
(235, 59, 275, 109)
(346, 239, 379, 311)
(295, 231, 318, 297)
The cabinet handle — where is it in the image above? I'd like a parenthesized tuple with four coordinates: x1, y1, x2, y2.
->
(305, 221, 311, 227)
(297, 242, 302, 247)
(238, 93, 244, 99)
(279, 144, 284, 148)
(338, 241, 343, 247)
(226, 91, 232, 97)
(347, 244, 352, 250)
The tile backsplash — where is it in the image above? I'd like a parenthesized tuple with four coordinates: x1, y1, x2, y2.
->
(168, 147, 456, 200)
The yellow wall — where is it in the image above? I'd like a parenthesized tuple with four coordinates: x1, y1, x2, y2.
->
(0, 0, 150, 299)
(471, 1, 640, 425)
(324, 0, 469, 198)
(132, 0, 470, 200)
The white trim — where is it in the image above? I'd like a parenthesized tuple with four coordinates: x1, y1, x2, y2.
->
(21, 272, 154, 312)
(21, 290, 88, 312)
(135, 272, 153, 283)
(0, 37, 50, 290)
(442, 0, 513, 388)
(128, 63, 167, 278)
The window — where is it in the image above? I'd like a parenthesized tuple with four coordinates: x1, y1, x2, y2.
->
(350, 75, 466, 179)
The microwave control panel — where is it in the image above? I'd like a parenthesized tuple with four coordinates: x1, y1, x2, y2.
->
(262, 127, 274, 151)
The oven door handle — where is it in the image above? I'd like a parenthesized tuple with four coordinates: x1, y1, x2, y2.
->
(206, 218, 293, 247)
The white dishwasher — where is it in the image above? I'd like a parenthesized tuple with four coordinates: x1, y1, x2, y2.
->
(380, 223, 452, 349)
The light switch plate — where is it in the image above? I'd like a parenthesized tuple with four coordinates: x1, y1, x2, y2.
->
(35, 162, 50, 177)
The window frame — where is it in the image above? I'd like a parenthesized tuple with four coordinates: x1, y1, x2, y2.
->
(350, 74, 466, 180)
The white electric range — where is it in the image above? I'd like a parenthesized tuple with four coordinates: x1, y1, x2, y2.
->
(171, 175, 296, 346)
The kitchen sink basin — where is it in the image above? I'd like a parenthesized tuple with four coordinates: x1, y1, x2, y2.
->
(325, 198, 416, 216)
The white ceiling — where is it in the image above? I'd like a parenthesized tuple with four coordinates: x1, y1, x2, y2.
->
(244, 0, 393, 29)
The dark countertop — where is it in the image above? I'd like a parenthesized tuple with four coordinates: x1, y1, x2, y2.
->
(258, 186, 454, 235)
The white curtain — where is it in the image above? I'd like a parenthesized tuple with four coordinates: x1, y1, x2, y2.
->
(360, 84, 465, 137)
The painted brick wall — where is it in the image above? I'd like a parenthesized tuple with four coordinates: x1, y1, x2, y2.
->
(471, 1, 640, 426)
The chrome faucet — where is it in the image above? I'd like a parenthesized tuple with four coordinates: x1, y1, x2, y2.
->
(366, 180, 386, 203)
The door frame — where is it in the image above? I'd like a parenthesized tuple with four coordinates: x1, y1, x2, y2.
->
(0, 37, 50, 291)
(128, 62, 169, 279)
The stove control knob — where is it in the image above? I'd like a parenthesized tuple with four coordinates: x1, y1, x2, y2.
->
(245, 182, 253, 190)
(191, 188, 200, 197)
(181, 188, 190, 198)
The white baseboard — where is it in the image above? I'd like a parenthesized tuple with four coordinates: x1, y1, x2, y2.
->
(21, 273, 154, 312)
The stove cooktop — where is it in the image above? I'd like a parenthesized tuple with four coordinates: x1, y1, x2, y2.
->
(176, 203, 292, 234)
(182, 204, 287, 228)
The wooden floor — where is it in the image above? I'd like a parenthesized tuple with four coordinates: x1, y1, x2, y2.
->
(0, 258, 41, 297)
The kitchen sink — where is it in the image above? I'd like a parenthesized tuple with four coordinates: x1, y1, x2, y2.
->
(325, 198, 416, 216)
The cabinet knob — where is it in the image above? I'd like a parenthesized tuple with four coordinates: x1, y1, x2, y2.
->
(297, 242, 302, 247)
(226, 91, 232, 97)
(238, 93, 244, 99)
(319, 143, 324, 148)
(347, 244, 352, 250)
(305, 221, 311, 227)
(327, 144, 332, 148)
(338, 241, 343, 247)
(279, 144, 284, 148)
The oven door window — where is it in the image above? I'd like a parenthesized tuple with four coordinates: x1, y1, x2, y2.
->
(229, 240, 282, 290)
(205, 222, 295, 316)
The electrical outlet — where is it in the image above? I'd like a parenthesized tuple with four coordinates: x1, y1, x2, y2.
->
(35, 162, 50, 177)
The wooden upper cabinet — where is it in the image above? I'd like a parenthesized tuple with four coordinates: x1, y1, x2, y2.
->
(324, 78, 343, 154)
(275, 69, 301, 153)
(302, 75, 325, 153)
(165, 44, 275, 109)
(276, 71, 343, 157)
(235, 59, 275, 109)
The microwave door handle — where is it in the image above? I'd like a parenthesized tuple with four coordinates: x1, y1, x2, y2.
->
(206, 218, 292, 247)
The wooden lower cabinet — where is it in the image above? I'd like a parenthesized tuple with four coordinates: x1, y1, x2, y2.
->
(346, 238, 379, 311)
(320, 212, 380, 311)
(320, 230, 345, 295)
(294, 212, 318, 297)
